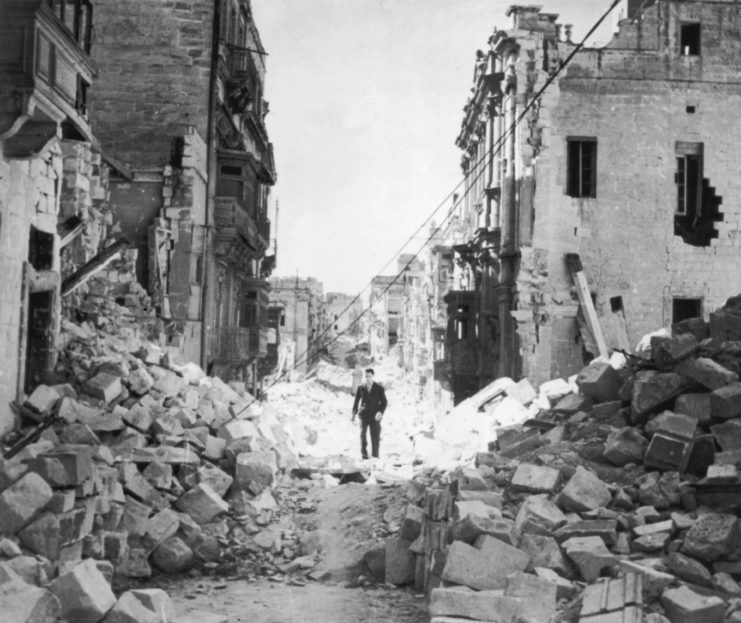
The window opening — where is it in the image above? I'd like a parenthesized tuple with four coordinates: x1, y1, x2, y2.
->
(673, 298, 702, 323)
(567, 138, 597, 198)
(681, 23, 701, 56)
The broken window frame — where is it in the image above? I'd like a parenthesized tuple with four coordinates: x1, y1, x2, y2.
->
(45, 0, 93, 53)
(566, 137, 597, 198)
(675, 142, 703, 217)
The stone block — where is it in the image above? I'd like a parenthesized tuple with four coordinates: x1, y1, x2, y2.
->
(603, 427, 648, 466)
(711, 382, 741, 419)
(216, 420, 260, 444)
(652, 334, 699, 368)
(115, 548, 152, 579)
(204, 436, 226, 461)
(618, 560, 675, 601)
(646, 411, 697, 440)
(234, 451, 277, 495)
(85, 372, 123, 403)
(505, 571, 557, 623)
(141, 461, 173, 490)
(563, 536, 616, 582)
(577, 363, 622, 403)
(122, 495, 152, 536)
(151, 369, 186, 398)
(400, 504, 424, 541)
(673, 317, 708, 342)
(554, 519, 617, 546)
(175, 483, 229, 525)
(24, 385, 60, 415)
(631, 372, 686, 421)
(496, 428, 543, 458)
(644, 433, 693, 473)
(553, 393, 593, 415)
(457, 489, 502, 508)
(675, 394, 712, 427)
(705, 464, 738, 482)
(129, 589, 173, 622)
(385, 537, 414, 585)
(151, 536, 193, 574)
(711, 420, 741, 452)
(681, 513, 739, 562)
(38, 446, 93, 485)
(667, 552, 713, 587)
(558, 466, 611, 512)
(515, 494, 567, 536)
(102, 591, 159, 623)
(505, 378, 536, 405)
(0, 472, 53, 534)
(519, 533, 574, 578)
(511, 463, 560, 493)
(49, 558, 116, 623)
(198, 463, 233, 498)
(430, 587, 524, 622)
(0, 583, 61, 623)
(143, 508, 180, 551)
(440, 537, 528, 591)
(533, 567, 576, 600)
(686, 435, 716, 477)
(453, 500, 500, 521)
(452, 515, 516, 545)
(677, 358, 738, 391)
(122, 404, 153, 432)
(127, 367, 154, 396)
(0, 460, 28, 491)
(661, 586, 724, 623)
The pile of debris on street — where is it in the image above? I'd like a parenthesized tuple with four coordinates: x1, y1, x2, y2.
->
(0, 252, 323, 622)
(364, 295, 741, 622)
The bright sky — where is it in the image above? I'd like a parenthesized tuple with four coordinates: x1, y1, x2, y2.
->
(251, 0, 620, 294)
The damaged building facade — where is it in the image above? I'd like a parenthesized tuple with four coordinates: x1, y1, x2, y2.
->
(0, 0, 115, 436)
(88, 0, 276, 392)
(431, 0, 741, 403)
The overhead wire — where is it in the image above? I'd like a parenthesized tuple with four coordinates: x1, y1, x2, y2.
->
(231, 0, 623, 416)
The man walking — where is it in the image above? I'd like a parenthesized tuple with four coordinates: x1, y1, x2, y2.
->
(351, 368, 387, 460)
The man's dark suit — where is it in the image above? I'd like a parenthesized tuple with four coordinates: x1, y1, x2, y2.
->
(352, 382, 388, 459)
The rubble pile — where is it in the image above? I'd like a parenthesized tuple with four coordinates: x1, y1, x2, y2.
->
(368, 298, 741, 623)
(0, 261, 320, 622)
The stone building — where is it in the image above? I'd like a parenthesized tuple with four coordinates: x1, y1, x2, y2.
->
(325, 292, 363, 337)
(87, 0, 276, 392)
(0, 0, 114, 435)
(269, 276, 325, 376)
(435, 0, 741, 402)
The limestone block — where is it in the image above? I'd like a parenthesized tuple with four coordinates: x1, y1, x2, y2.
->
(631, 372, 686, 420)
(453, 500, 501, 521)
(505, 378, 536, 405)
(681, 513, 739, 562)
(198, 463, 233, 498)
(563, 536, 616, 582)
(0, 583, 61, 623)
(102, 591, 159, 623)
(577, 363, 622, 403)
(441, 536, 529, 591)
(711, 382, 741, 419)
(142, 461, 173, 490)
(661, 586, 724, 623)
(0, 472, 53, 534)
(519, 534, 574, 578)
(385, 537, 414, 585)
(151, 369, 186, 398)
(399, 504, 424, 541)
(511, 463, 561, 493)
(453, 515, 517, 545)
(514, 494, 568, 536)
(85, 373, 123, 403)
(505, 571, 557, 623)
(143, 509, 180, 552)
(122, 404, 153, 432)
(603, 427, 648, 466)
(677, 358, 738, 391)
(554, 519, 618, 546)
(558, 466, 611, 512)
(151, 537, 193, 574)
(456, 489, 502, 508)
(667, 552, 713, 587)
(127, 367, 154, 396)
(430, 587, 524, 622)
(216, 420, 260, 444)
(49, 558, 116, 623)
(675, 394, 712, 427)
(175, 484, 229, 525)
(552, 393, 593, 415)
(204, 436, 226, 461)
(24, 385, 61, 415)
(235, 451, 277, 495)
(129, 588, 174, 622)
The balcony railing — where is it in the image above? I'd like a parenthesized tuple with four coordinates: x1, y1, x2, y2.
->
(214, 196, 271, 252)
(217, 326, 268, 361)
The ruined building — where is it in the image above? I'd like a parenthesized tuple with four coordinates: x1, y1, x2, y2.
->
(432, 0, 741, 402)
(268, 276, 325, 376)
(87, 0, 276, 392)
(0, 0, 114, 435)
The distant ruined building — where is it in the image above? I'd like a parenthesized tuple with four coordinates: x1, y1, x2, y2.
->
(409, 0, 741, 404)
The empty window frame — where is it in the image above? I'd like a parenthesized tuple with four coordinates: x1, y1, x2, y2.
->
(567, 137, 597, 198)
(672, 297, 702, 323)
(675, 142, 703, 216)
(680, 22, 701, 56)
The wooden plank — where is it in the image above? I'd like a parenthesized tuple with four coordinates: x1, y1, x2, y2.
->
(566, 254, 609, 359)
(61, 238, 129, 296)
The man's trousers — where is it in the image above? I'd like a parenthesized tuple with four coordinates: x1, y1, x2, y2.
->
(360, 418, 381, 459)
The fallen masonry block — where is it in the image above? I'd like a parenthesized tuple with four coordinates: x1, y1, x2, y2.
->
(235, 451, 278, 494)
(141, 461, 173, 490)
(102, 591, 159, 623)
(681, 512, 740, 562)
(150, 369, 186, 398)
(453, 500, 501, 521)
(618, 560, 675, 601)
(440, 536, 529, 591)
(554, 519, 618, 546)
(553, 393, 593, 415)
(85, 372, 123, 403)
(429, 587, 526, 622)
(217, 419, 260, 444)
(677, 357, 738, 391)
(175, 483, 229, 525)
(452, 515, 516, 545)
(603, 427, 648, 466)
(673, 317, 708, 342)
(400, 505, 424, 541)
(124, 445, 200, 465)
(505, 378, 536, 405)
(39, 446, 93, 485)
(558, 466, 611, 513)
(151, 536, 194, 574)
(143, 508, 180, 552)
(457, 489, 503, 508)
(644, 433, 693, 473)
(563, 536, 616, 582)
(705, 464, 738, 482)
(667, 551, 713, 587)
(129, 589, 174, 622)
(646, 410, 697, 440)
(0, 460, 28, 491)
(686, 435, 716, 477)
(0, 472, 53, 534)
(511, 463, 561, 493)
(515, 494, 568, 536)
(674, 393, 712, 427)
(385, 537, 414, 585)
(533, 567, 577, 600)
(122, 404, 153, 432)
(123, 495, 152, 536)
(505, 571, 557, 623)
(204, 435, 226, 461)
(0, 583, 61, 623)
(24, 385, 61, 416)
(652, 334, 699, 368)
(577, 362, 622, 403)
(580, 573, 643, 622)
(631, 372, 686, 422)
(115, 547, 152, 579)
(49, 558, 117, 623)
(711, 420, 741, 452)
(495, 427, 542, 458)
(198, 463, 233, 498)
(711, 382, 741, 419)
(661, 586, 725, 623)
(519, 534, 574, 578)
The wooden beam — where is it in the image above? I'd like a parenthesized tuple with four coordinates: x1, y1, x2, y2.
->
(566, 253, 609, 359)
(61, 238, 129, 297)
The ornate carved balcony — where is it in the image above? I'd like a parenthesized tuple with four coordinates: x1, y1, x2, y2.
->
(214, 196, 269, 254)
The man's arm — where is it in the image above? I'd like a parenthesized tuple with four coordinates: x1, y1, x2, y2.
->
(377, 385, 388, 414)
(352, 387, 362, 415)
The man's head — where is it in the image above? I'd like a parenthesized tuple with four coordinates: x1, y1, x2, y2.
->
(364, 368, 375, 386)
